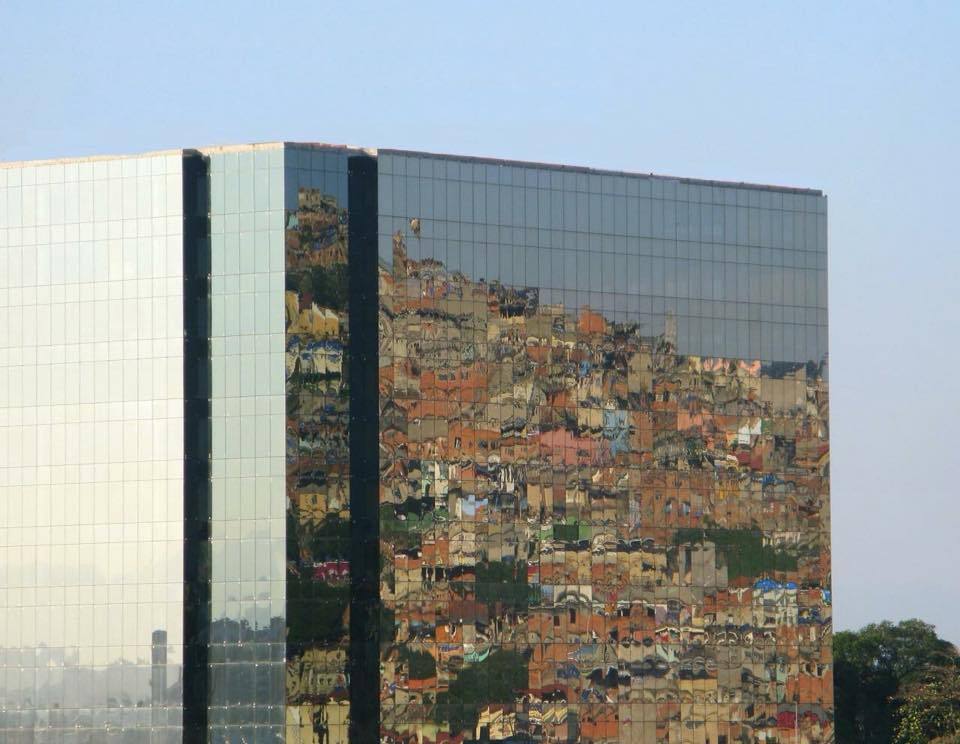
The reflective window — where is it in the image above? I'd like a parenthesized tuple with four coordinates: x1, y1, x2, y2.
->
(280, 145, 352, 744)
(0, 153, 186, 742)
(375, 152, 831, 742)
(205, 144, 287, 743)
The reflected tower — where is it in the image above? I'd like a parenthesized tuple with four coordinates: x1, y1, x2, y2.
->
(152, 629, 169, 706)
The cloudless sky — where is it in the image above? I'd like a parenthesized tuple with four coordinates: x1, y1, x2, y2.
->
(2, 1, 958, 642)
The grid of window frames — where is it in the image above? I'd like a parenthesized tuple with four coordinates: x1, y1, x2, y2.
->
(376, 152, 832, 743)
(377, 153, 827, 368)
(0, 153, 187, 742)
(282, 145, 353, 743)
(206, 145, 288, 743)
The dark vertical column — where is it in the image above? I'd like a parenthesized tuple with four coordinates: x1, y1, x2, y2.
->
(182, 152, 211, 744)
(151, 629, 168, 706)
(347, 154, 380, 742)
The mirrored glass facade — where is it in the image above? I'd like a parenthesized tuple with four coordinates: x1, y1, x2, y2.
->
(377, 153, 827, 367)
(280, 145, 353, 744)
(376, 151, 831, 743)
(205, 145, 288, 743)
(0, 153, 187, 742)
(1, 143, 830, 743)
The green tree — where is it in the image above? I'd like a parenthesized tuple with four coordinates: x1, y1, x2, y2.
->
(834, 619, 958, 743)
(893, 666, 960, 744)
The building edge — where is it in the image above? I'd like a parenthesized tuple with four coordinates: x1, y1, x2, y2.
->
(347, 153, 381, 742)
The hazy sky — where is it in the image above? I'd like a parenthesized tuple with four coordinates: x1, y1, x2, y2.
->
(2, 1, 958, 642)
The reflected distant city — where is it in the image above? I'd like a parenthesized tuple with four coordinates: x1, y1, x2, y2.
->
(0, 629, 182, 742)
(0, 615, 291, 742)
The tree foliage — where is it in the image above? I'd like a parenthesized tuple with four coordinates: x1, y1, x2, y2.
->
(399, 646, 437, 680)
(434, 649, 528, 734)
(674, 527, 798, 578)
(893, 666, 960, 744)
(475, 560, 534, 611)
(285, 575, 349, 646)
(287, 264, 349, 312)
(834, 619, 959, 743)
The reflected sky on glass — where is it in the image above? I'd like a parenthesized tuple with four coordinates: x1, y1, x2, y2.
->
(0, 154, 185, 739)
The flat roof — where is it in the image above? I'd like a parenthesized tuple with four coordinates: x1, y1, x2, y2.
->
(0, 141, 823, 196)
(0, 147, 183, 169)
(378, 147, 824, 197)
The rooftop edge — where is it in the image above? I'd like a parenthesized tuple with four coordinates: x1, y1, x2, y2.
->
(378, 147, 824, 197)
(0, 142, 824, 196)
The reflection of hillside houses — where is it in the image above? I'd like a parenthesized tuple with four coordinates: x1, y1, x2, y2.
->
(283, 186, 353, 739)
(753, 581, 800, 628)
(378, 238, 832, 742)
(475, 706, 518, 741)
(286, 291, 339, 337)
(677, 541, 729, 590)
(285, 191, 348, 268)
(449, 526, 479, 567)
(286, 336, 343, 378)
(295, 480, 349, 525)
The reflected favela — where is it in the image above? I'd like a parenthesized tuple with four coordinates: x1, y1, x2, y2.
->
(1, 144, 829, 742)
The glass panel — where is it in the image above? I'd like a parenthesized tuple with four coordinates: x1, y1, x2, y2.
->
(375, 153, 830, 742)
(0, 155, 186, 742)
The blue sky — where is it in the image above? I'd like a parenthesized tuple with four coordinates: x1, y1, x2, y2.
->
(2, 1, 958, 642)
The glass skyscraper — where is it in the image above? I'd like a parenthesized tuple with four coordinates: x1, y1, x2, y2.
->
(0, 143, 831, 743)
